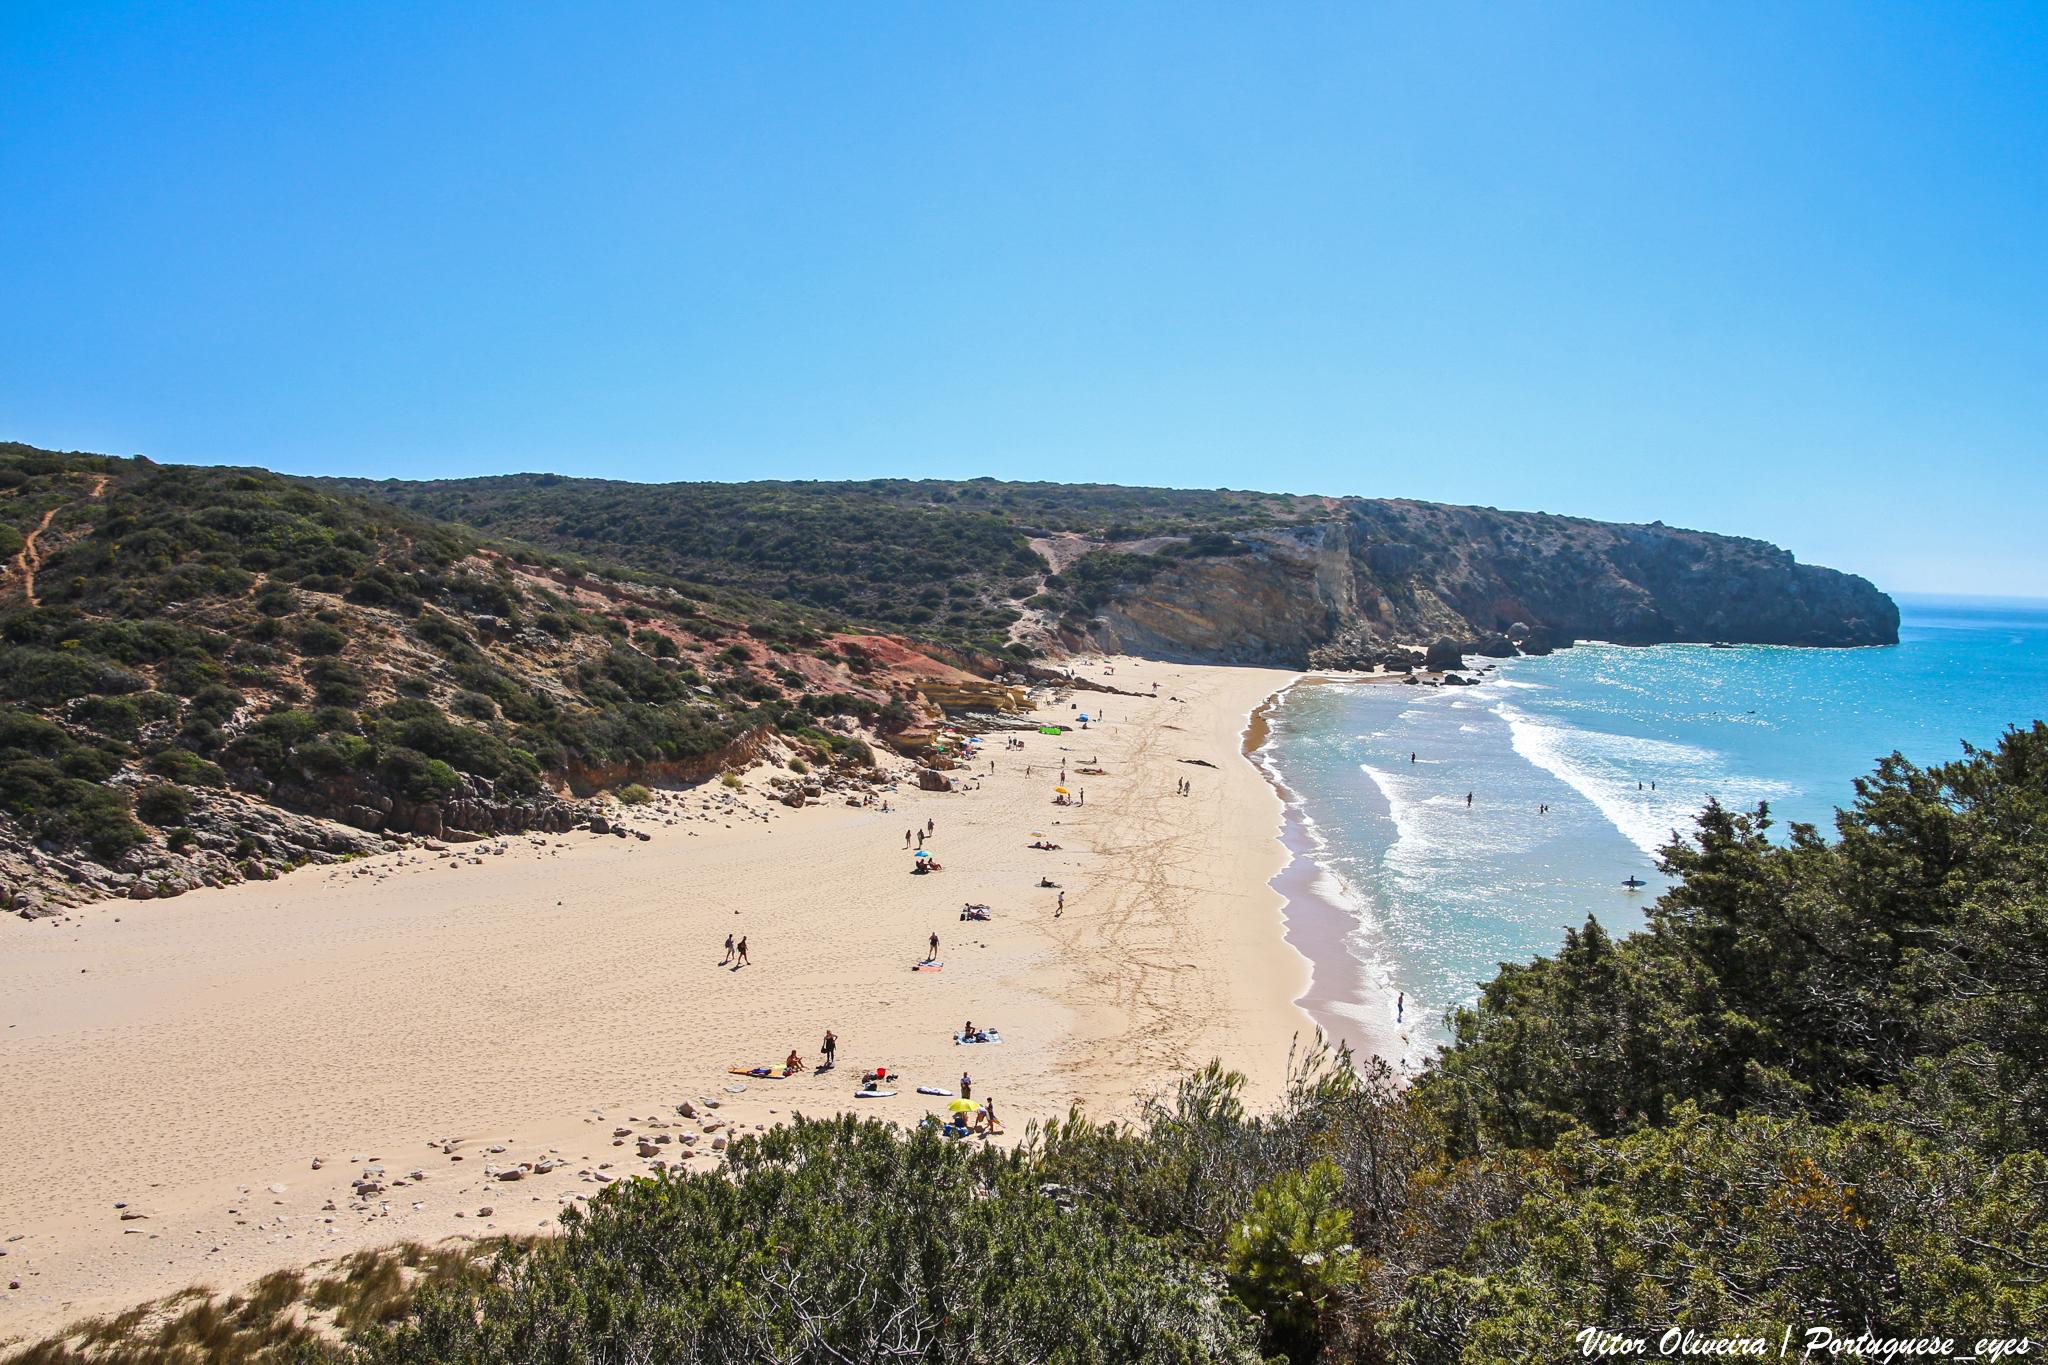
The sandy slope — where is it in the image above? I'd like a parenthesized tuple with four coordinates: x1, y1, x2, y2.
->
(0, 659, 1312, 1343)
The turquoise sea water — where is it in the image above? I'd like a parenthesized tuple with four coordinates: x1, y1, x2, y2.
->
(1256, 595, 2048, 1065)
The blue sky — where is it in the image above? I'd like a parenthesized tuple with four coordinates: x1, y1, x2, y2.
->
(4, 3, 2044, 594)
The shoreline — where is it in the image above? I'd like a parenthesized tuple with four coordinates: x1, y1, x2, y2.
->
(0, 658, 1313, 1345)
(1244, 675, 1420, 1073)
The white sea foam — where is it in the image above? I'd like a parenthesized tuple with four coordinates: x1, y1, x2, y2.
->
(1359, 763, 1427, 856)
(1497, 702, 1792, 858)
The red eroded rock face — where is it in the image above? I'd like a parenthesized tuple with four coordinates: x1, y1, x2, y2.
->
(829, 634, 983, 687)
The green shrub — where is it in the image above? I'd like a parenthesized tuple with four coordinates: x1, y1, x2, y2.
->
(616, 782, 653, 804)
(1224, 1159, 1359, 1361)
(294, 620, 348, 656)
(135, 782, 194, 827)
(364, 1117, 1261, 1365)
(145, 746, 227, 786)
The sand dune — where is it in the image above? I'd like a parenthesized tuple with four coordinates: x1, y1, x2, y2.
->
(0, 660, 1310, 1342)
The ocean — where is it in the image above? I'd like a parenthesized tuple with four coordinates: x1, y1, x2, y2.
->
(1254, 594, 2048, 1069)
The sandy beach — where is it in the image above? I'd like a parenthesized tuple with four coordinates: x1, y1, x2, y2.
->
(0, 659, 1312, 1343)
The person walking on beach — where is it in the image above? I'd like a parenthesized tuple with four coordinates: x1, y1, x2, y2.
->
(1397, 992, 1405, 1022)
(928, 930, 940, 961)
(1056, 890, 1065, 916)
(736, 935, 750, 966)
(721, 933, 735, 965)
(926, 818, 935, 839)
(960, 1071, 972, 1101)
(905, 829, 913, 848)
(821, 1029, 837, 1069)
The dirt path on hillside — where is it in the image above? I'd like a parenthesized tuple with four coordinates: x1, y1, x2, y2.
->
(10, 473, 109, 606)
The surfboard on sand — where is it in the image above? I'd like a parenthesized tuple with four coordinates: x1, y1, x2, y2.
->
(855, 1088, 898, 1098)
(915, 1085, 952, 1097)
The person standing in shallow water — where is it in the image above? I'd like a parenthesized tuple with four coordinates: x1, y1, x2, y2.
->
(1466, 792, 1473, 807)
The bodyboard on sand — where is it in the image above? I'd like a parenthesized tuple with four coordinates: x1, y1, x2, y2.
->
(855, 1089, 898, 1098)
(915, 1085, 953, 1097)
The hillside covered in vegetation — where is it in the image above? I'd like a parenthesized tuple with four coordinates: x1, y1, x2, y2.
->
(0, 444, 931, 909)
(18, 728, 2044, 1362)
(326, 471, 1898, 663)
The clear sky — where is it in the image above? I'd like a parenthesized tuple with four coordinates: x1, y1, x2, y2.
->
(5, 3, 2044, 594)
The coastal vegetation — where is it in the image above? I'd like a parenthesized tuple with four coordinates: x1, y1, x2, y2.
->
(323, 470, 1900, 660)
(319, 472, 1319, 651)
(21, 727, 2044, 1361)
(0, 444, 911, 900)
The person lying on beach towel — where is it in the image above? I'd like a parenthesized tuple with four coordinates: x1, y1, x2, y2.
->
(1028, 841, 1062, 851)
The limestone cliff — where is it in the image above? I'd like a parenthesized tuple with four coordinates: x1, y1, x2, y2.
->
(1066, 501, 1898, 665)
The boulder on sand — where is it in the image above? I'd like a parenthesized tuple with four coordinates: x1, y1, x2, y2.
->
(1423, 638, 1465, 672)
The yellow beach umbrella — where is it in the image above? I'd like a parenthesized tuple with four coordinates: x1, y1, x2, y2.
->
(1053, 786, 1070, 794)
(947, 1098, 981, 1113)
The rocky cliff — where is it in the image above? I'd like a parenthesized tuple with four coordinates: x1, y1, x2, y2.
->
(1068, 501, 1897, 666)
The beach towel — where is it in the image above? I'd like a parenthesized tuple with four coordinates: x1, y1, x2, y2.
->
(952, 1029, 1003, 1045)
(912, 961, 944, 972)
(729, 1066, 795, 1079)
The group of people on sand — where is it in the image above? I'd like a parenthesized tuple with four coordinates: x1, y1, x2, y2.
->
(774, 1028, 839, 1077)
(720, 933, 751, 966)
(959, 1019, 996, 1043)
(1028, 838, 1061, 851)
(1174, 777, 1193, 796)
